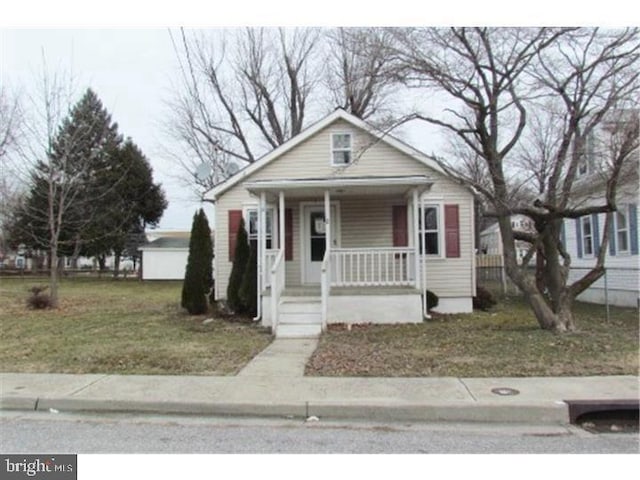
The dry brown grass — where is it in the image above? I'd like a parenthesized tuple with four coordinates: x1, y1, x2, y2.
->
(306, 295, 639, 377)
(0, 277, 272, 375)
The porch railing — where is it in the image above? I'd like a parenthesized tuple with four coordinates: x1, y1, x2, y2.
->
(270, 249, 285, 331)
(264, 249, 278, 288)
(330, 247, 416, 287)
(321, 249, 330, 331)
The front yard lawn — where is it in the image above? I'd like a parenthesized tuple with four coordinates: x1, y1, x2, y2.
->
(306, 296, 639, 377)
(0, 277, 272, 375)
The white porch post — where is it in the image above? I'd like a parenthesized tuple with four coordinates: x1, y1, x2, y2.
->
(279, 190, 285, 289)
(421, 195, 429, 318)
(412, 188, 420, 291)
(260, 191, 267, 284)
(324, 190, 331, 257)
(255, 191, 266, 320)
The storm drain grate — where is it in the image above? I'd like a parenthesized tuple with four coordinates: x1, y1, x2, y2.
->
(565, 399, 639, 433)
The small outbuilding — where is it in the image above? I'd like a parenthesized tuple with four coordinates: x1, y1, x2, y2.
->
(139, 236, 190, 280)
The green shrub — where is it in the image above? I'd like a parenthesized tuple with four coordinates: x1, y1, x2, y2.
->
(239, 242, 258, 318)
(181, 209, 213, 315)
(473, 286, 497, 311)
(226, 218, 250, 314)
(426, 290, 439, 311)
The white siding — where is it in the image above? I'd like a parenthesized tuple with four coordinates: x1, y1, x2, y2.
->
(562, 201, 639, 302)
(142, 250, 188, 280)
(214, 118, 475, 301)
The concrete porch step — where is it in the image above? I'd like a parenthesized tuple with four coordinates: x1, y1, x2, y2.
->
(275, 323, 322, 338)
(281, 287, 321, 297)
(279, 300, 321, 315)
(279, 311, 322, 325)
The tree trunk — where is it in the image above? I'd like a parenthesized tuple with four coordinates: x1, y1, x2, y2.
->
(535, 245, 545, 294)
(49, 247, 59, 308)
(70, 236, 81, 269)
(113, 252, 121, 279)
(524, 290, 575, 333)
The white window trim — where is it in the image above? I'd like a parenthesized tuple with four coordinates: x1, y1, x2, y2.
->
(419, 202, 445, 259)
(581, 216, 594, 257)
(615, 207, 630, 254)
(243, 205, 278, 249)
(330, 132, 353, 167)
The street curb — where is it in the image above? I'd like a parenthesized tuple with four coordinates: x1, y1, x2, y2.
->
(306, 402, 570, 424)
(1, 396, 570, 425)
(0, 396, 38, 411)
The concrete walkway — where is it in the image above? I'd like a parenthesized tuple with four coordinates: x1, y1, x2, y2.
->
(1, 372, 637, 425)
(237, 338, 319, 377)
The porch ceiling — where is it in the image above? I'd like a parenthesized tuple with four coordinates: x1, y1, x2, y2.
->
(244, 175, 433, 199)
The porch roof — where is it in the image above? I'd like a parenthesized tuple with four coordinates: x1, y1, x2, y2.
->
(243, 175, 433, 198)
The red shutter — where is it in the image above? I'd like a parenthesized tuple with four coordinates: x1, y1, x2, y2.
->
(284, 208, 293, 261)
(444, 204, 460, 258)
(228, 210, 243, 262)
(392, 205, 408, 247)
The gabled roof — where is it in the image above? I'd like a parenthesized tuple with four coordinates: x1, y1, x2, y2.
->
(139, 237, 190, 250)
(204, 109, 445, 201)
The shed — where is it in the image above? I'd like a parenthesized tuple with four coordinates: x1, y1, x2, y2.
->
(139, 236, 190, 280)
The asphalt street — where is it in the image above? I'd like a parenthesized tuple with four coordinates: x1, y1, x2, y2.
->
(1, 411, 638, 454)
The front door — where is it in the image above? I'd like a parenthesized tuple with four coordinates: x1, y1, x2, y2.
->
(303, 205, 338, 284)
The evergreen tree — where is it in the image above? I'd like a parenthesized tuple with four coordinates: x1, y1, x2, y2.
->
(10, 87, 122, 306)
(83, 138, 167, 276)
(14, 88, 123, 261)
(181, 209, 213, 315)
(239, 241, 258, 317)
(226, 218, 250, 314)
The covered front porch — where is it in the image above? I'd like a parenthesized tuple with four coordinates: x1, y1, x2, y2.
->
(244, 175, 434, 337)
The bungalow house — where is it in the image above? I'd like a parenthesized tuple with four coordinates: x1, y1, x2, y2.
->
(205, 109, 476, 337)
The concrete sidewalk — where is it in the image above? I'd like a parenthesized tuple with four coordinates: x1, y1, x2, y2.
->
(2, 338, 637, 425)
(1, 371, 637, 425)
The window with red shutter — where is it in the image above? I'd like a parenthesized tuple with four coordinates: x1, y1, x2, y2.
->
(228, 210, 243, 262)
(392, 205, 408, 247)
(444, 204, 460, 258)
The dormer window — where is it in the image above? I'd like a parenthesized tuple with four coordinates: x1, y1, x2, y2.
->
(331, 133, 352, 166)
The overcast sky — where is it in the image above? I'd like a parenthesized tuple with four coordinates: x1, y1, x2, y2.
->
(1, 27, 214, 231)
(1, 2, 626, 231)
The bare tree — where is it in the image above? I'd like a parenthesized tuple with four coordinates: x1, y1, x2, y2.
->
(165, 27, 322, 194)
(4, 66, 78, 306)
(513, 105, 565, 196)
(0, 86, 25, 259)
(325, 28, 399, 121)
(0, 85, 24, 160)
(165, 27, 407, 196)
(391, 27, 639, 332)
(8, 65, 133, 307)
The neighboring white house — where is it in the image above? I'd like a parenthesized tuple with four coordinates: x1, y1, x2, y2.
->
(139, 235, 190, 280)
(480, 214, 536, 263)
(205, 109, 476, 338)
(562, 110, 639, 308)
